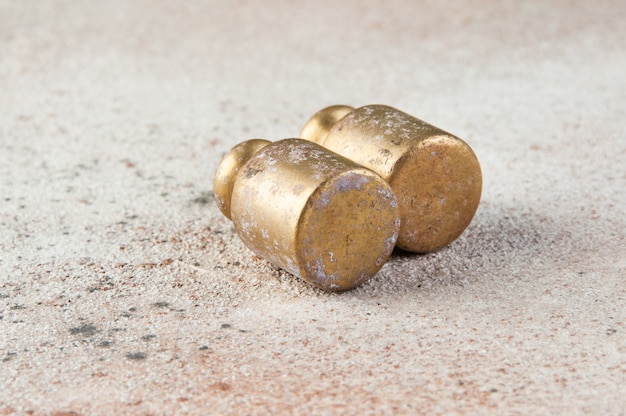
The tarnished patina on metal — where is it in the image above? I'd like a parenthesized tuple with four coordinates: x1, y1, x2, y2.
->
(301, 104, 482, 253)
(214, 138, 400, 291)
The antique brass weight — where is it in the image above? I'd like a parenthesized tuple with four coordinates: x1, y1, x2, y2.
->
(214, 138, 400, 291)
(301, 105, 482, 253)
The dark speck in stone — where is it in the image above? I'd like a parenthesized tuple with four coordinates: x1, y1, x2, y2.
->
(70, 324, 98, 336)
(192, 192, 214, 205)
(126, 352, 147, 361)
(2, 352, 17, 362)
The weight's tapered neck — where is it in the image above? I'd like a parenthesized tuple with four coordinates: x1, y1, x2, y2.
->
(213, 139, 271, 220)
(300, 105, 354, 145)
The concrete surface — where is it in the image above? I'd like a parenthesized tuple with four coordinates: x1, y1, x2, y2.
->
(1, 1, 625, 414)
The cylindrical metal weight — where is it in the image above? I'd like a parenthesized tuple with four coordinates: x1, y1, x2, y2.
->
(214, 138, 400, 291)
(301, 105, 482, 253)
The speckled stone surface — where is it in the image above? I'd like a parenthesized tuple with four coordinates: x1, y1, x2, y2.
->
(1, 1, 625, 414)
